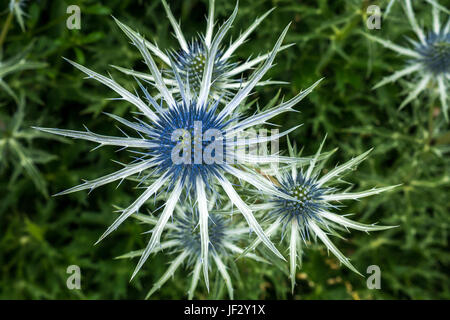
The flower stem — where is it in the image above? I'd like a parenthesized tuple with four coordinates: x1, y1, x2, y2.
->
(427, 96, 436, 146)
(0, 11, 14, 49)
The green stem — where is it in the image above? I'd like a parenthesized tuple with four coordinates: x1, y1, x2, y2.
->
(0, 11, 14, 49)
(435, 131, 450, 145)
(427, 97, 436, 146)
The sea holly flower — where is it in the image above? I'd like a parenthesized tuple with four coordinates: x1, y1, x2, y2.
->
(112, 0, 291, 101)
(242, 138, 398, 291)
(117, 203, 266, 299)
(34, 7, 323, 289)
(366, 0, 449, 120)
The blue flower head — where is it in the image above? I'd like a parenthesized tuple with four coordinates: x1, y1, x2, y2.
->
(169, 40, 234, 95)
(270, 170, 330, 240)
(150, 99, 231, 189)
(172, 210, 228, 263)
(415, 31, 450, 75)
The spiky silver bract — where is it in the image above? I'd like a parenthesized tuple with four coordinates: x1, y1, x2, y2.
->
(34, 4, 323, 290)
(367, 0, 449, 120)
(242, 138, 398, 291)
(112, 0, 291, 101)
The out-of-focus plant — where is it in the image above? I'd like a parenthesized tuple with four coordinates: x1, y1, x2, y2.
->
(0, 0, 52, 197)
(8, 0, 27, 32)
(0, 44, 47, 104)
(1, 0, 26, 48)
(0, 93, 57, 196)
(1, 0, 46, 104)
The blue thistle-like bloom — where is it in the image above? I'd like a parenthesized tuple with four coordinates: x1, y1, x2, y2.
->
(415, 31, 450, 75)
(270, 172, 329, 240)
(112, 0, 291, 100)
(149, 100, 230, 188)
(172, 211, 228, 263)
(117, 204, 266, 299)
(366, 0, 449, 119)
(34, 7, 323, 289)
(168, 40, 235, 95)
(245, 139, 398, 291)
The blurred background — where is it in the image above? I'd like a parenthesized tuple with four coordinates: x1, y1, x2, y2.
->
(0, 0, 448, 299)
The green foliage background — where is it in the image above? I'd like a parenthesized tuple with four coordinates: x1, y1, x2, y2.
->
(0, 0, 448, 299)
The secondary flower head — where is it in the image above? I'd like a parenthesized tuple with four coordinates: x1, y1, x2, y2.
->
(271, 169, 329, 238)
(244, 138, 397, 291)
(117, 204, 265, 299)
(34, 7, 323, 290)
(367, 0, 449, 119)
(168, 39, 234, 95)
(112, 0, 290, 101)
